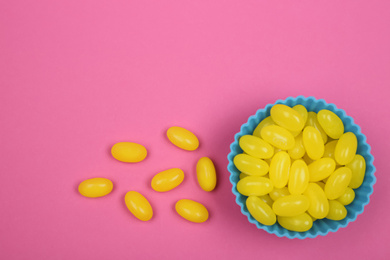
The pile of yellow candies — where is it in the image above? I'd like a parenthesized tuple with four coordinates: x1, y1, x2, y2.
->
(235, 104, 366, 232)
(78, 126, 216, 223)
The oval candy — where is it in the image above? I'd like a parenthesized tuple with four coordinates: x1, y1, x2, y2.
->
(175, 199, 208, 223)
(151, 168, 184, 192)
(167, 126, 199, 151)
(125, 191, 153, 221)
(111, 142, 147, 163)
(196, 157, 217, 192)
(78, 178, 113, 198)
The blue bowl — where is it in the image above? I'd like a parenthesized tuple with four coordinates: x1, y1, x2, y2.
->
(227, 96, 376, 239)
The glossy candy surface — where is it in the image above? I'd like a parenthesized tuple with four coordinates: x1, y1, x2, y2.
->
(335, 132, 357, 165)
(111, 142, 147, 163)
(78, 178, 113, 198)
(303, 126, 324, 160)
(175, 199, 208, 223)
(288, 160, 309, 195)
(327, 200, 347, 220)
(246, 196, 276, 226)
(323, 140, 338, 162)
(151, 168, 184, 192)
(261, 125, 295, 150)
(236, 176, 273, 196)
(125, 191, 153, 221)
(269, 187, 290, 201)
(269, 151, 291, 188)
(233, 154, 269, 176)
(167, 126, 199, 151)
(252, 116, 275, 138)
(270, 104, 305, 132)
(239, 135, 274, 159)
(278, 213, 313, 232)
(325, 167, 352, 200)
(317, 110, 344, 139)
(196, 157, 217, 192)
(308, 158, 336, 182)
(304, 183, 329, 219)
(288, 133, 305, 159)
(347, 155, 366, 189)
(272, 195, 310, 217)
(337, 187, 355, 205)
(306, 112, 328, 144)
(292, 105, 308, 124)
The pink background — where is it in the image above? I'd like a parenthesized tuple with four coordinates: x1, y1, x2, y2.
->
(1, 1, 390, 259)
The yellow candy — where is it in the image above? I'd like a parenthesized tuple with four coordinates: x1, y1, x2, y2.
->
(269, 187, 290, 201)
(316, 181, 325, 190)
(307, 158, 336, 182)
(347, 154, 366, 189)
(306, 112, 328, 144)
(337, 187, 355, 205)
(323, 140, 338, 163)
(317, 110, 344, 139)
(237, 176, 273, 196)
(78, 178, 113, 198)
(175, 199, 208, 223)
(246, 196, 276, 226)
(288, 133, 305, 159)
(324, 167, 352, 200)
(196, 157, 217, 192)
(269, 151, 291, 189)
(259, 194, 274, 207)
(270, 104, 305, 132)
(261, 125, 295, 150)
(253, 116, 274, 138)
(111, 142, 147, 163)
(335, 132, 357, 165)
(292, 105, 308, 125)
(288, 160, 309, 195)
(167, 126, 199, 151)
(233, 154, 269, 176)
(151, 168, 184, 192)
(326, 200, 347, 220)
(239, 135, 274, 159)
(278, 213, 313, 232)
(125, 191, 153, 221)
(239, 172, 249, 179)
(303, 183, 329, 219)
(272, 195, 310, 217)
(302, 153, 314, 165)
(303, 126, 324, 160)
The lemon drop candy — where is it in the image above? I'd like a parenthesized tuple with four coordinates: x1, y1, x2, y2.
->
(270, 104, 305, 132)
(324, 167, 352, 200)
(306, 112, 328, 144)
(246, 196, 276, 226)
(237, 176, 273, 196)
(335, 132, 358, 165)
(269, 151, 291, 189)
(323, 140, 338, 162)
(261, 125, 295, 150)
(292, 105, 308, 124)
(272, 195, 310, 217)
(167, 126, 199, 151)
(259, 194, 274, 207)
(303, 126, 324, 160)
(327, 200, 347, 221)
(288, 133, 305, 160)
(308, 158, 336, 182)
(288, 160, 309, 195)
(347, 154, 366, 189)
(175, 199, 208, 223)
(304, 183, 329, 219)
(239, 135, 274, 159)
(269, 187, 290, 201)
(111, 142, 147, 163)
(233, 154, 269, 176)
(125, 191, 153, 221)
(252, 116, 275, 138)
(317, 110, 344, 139)
(151, 168, 184, 192)
(196, 157, 217, 192)
(78, 178, 113, 198)
(278, 213, 313, 232)
(337, 187, 355, 205)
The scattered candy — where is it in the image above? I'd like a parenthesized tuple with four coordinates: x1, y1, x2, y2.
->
(125, 191, 153, 221)
(196, 157, 217, 192)
(167, 126, 199, 151)
(111, 142, 147, 163)
(78, 178, 113, 198)
(175, 199, 209, 223)
(151, 168, 184, 192)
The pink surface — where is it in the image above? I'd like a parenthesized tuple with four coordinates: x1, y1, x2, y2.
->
(1, 1, 390, 259)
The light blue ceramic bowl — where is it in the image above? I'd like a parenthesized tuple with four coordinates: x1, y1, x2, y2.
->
(227, 96, 376, 239)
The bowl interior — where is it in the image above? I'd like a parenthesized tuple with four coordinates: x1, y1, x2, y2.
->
(227, 96, 376, 239)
